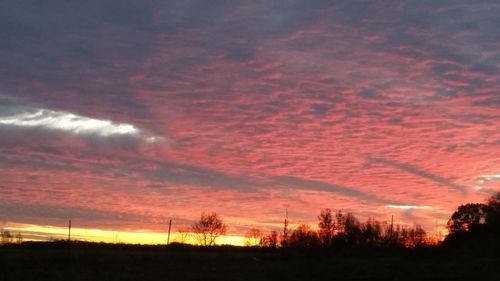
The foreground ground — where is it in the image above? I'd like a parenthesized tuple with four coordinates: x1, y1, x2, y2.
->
(1, 242, 499, 281)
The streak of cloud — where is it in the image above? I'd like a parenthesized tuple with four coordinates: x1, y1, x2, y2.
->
(270, 175, 405, 206)
(368, 157, 469, 193)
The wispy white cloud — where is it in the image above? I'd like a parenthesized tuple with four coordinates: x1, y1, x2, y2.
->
(0, 108, 163, 143)
(0, 109, 137, 136)
(477, 175, 500, 181)
(387, 205, 432, 210)
(475, 174, 500, 192)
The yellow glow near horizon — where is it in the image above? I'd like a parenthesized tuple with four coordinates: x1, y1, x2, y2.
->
(2, 222, 246, 246)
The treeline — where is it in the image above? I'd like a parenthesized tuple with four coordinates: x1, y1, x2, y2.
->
(188, 192, 500, 249)
(443, 192, 500, 250)
(248, 209, 428, 249)
(0, 230, 23, 245)
(185, 210, 429, 248)
(2, 192, 499, 249)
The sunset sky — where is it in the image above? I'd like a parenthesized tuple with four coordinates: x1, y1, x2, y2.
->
(0, 0, 499, 244)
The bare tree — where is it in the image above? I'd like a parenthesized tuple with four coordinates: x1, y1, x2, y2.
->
(361, 218, 382, 246)
(343, 212, 362, 245)
(192, 212, 226, 246)
(335, 210, 346, 234)
(281, 210, 289, 248)
(289, 224, 320, 247)
(261, 230, 279, 248)
(15, 232, 23, 244)
(405, 225, 427, 247)
(1, 230, 13, 245)
(318, 208, 335, 247)
(244, 228, 262, 246)
(175, 227, 192, 244)
(113, 232, 122, 244)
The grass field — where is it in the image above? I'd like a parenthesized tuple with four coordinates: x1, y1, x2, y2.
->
(1, 242, 499, 281)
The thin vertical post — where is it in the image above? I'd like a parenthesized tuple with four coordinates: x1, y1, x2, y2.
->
(390, 215, 394, 238)
(283, 208, 289, 248)
(167, 219, 172, 245)
(68, 219, 72, 242)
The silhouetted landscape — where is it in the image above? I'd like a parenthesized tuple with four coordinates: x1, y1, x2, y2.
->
(1, 193, 499, 280)
(2, 1, 499, 280)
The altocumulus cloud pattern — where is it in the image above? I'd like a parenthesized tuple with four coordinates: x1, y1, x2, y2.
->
(0, 0, 498, 240)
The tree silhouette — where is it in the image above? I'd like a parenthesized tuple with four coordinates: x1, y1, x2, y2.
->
(396, 225, 427, 247)
(244, 228, 262, 246)
(343, 213, 362, 245)
(335, 210, 345, 234)
(361, 218, 382, 246)
(447, 203, 488, 234)
(1, 230, 13, 244)
(261, 231, 279, 248)
(192, 212, 226, 246)
(289, 224, 320, 248)
(444, 192, 500, 249)
(175, 228, 192, 244)
(318, 208, 335, 247)
(486, 192, 500, 229)
(15, 232, 23, 244)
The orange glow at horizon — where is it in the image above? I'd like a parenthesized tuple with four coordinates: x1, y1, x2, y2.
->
(1, 222, 246, 246)
(1, 219, 449, 246)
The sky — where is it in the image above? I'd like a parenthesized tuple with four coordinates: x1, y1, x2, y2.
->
(0, 0, 499, 244)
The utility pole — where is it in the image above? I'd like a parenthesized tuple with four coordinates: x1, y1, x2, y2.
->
(282, 208, 289, 248)
(68, 219, 72, 242)
(167, 219, 172, 245)
(390, 215, 394, 239)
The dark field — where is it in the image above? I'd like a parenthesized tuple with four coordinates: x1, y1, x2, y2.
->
(1, 242, 499, 281)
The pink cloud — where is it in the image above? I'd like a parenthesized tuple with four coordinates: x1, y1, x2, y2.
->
(1, 1, 499, 241)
